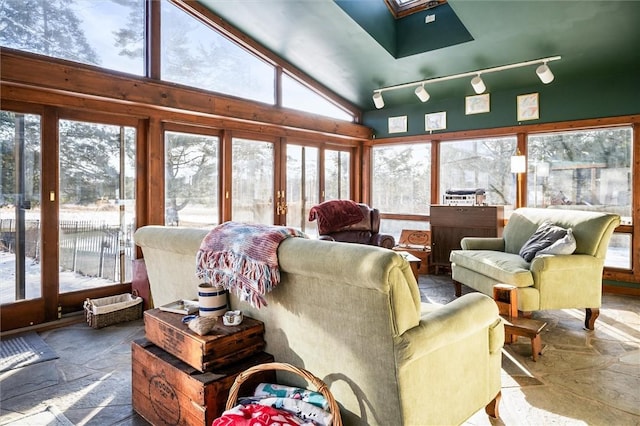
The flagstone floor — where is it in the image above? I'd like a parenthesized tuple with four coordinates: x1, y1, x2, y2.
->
(0, 274, 638, 425)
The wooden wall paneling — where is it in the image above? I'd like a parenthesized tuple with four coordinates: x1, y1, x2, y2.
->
(431, 140, 440, 205)
(42, 106, 60, 323)
(220, 130, 232, 223)
(147, 117, 165, 225)
(1, 51, 371, 141)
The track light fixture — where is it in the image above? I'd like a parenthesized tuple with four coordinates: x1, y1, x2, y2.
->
(373, 91, 384, 109)
(372, 56, 561, 108)
(471, 74, 486, 94)
(536, 62, 555, 84)
(415, 85, 430, 102)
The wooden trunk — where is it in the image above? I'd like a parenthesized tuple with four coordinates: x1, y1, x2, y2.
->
(144, 308, 266, 372)
(132, 339, 275, 426)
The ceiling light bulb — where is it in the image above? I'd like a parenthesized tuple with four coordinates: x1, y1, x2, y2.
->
(536, 63, 554, 84)
(373, 92, 384, 109)
(414, 85, 430, 102)
(471, 75, 486, 94)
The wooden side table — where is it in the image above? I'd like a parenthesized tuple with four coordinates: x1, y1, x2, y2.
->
(493, 284, 547, 361)
(395, 251, 421, 281)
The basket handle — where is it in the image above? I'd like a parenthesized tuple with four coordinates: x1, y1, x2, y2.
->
(225, 361, 342, 426)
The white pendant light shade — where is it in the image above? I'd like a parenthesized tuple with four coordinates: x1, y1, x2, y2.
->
(373, 92, 384, 109)
(510, 154, 526, 174)
(414, 85, 430, 102)
(471, 75, 486, 94)
(536, 63, 554, 84)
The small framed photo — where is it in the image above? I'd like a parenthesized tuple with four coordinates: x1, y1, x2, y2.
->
(465, 94, 490, 115)
(425, 111, 447, 131)
(388, 116, 408, 133)
(517, 93, 539, 121)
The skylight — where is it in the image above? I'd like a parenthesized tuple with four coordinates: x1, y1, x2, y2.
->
(385, 0, 447, 18)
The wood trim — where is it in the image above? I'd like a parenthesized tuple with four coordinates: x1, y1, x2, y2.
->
(372, 115, 640, 145)
(1, 49, 371, 141)
(603, 284, 640, 297)
(42, 106, 60, 323)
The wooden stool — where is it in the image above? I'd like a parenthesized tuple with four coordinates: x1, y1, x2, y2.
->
(493, 284, 547, 361)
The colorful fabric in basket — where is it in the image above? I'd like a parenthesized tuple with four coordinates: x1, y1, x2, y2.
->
(254, 383, 329, 410)
(212, 403, 317, 426)
(236, 397, 333, 426)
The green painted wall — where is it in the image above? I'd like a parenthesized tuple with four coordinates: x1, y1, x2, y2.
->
(363, 68, 640, 139)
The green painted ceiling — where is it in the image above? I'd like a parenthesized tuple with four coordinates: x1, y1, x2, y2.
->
(197, 0, 640, 112)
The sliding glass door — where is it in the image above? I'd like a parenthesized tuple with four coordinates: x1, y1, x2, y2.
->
(0, 111, 42, 304)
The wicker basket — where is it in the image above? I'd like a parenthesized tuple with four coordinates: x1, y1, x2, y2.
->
(225, 362, 342, 426)
(84, 293, 143, 329)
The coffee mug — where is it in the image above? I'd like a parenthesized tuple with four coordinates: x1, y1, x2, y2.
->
(197, 284, 228, 317)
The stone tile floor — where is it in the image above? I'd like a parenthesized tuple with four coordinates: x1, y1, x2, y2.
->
(0, 274, 638, 425)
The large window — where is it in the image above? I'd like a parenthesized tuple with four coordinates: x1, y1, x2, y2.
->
(286, 145, 319, 235)
(231, 138, 274, 224)
(165, 131, 220, 227)
(527, 127, 633, 269)
(0, 0, 145, 76)
(0, 111, 41, 303)
(373, 143, 431, 237)
(439, 137, 517, 208)
(161, 0, 275, 104)
(282, 74, 353, 122)
(58, 119, 136, 291)
(324, 150, 351, 200)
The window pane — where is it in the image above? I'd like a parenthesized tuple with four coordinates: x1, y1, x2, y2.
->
(59, 120, 136, 292)
(286, 145, 319, 236)
(527, 127, 633, 225)
(161, 0, 274, 104)
(0, 0, 145, 76)
(379, 219, 430, 244)
(165, 131, 219, 227)
(606, 233, 631, 270)
(282, 74, 353, 122)
(324, 150, 350, 200)
(439, 137, 517, 210)
(0, 111, 42, 303)
(373, 143, 430, 214)
(232, 138, 274, 224)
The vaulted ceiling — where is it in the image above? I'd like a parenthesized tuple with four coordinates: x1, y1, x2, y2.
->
(196, 0, 640, 112)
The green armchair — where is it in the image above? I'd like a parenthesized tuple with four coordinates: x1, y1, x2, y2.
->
(450, 207, 620, 330)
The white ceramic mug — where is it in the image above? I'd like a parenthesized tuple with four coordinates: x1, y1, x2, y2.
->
(197, 284, 228, 317)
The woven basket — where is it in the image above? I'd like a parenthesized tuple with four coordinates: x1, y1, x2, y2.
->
(225, 362, 342, 426)
(84, 293, 143, 329)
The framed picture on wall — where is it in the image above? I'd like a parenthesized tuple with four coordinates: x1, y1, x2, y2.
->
(425, 111, 447, 131)
(517, 93, 539, 121)
(388, 115, 408, 133)
(465, 94, 490, 115)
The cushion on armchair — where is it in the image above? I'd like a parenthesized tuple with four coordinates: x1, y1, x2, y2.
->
(518, 221, 568, 262)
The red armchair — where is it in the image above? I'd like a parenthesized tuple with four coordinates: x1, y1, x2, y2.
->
(309, 201, 395, 248)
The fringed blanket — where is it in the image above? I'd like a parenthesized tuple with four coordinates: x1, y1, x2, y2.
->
(195, 222, 307, 308)
(308, 200, 364, 234)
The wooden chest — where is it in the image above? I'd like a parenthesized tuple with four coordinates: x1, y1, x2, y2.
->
(144, 308, 266, 372)
(132, 339, 275, 426)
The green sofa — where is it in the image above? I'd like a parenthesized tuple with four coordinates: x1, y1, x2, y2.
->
(134, 225, 504, 426)
(450, 207, 620, 330)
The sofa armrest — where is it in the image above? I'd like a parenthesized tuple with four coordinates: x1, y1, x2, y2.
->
(530, 253, 602, 272)
(461, 237, 505, 251)
(371, 233, 395, 248)
(395, 293, 504, 362)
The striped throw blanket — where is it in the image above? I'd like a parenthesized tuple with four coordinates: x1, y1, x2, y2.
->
(195, 222, 307, 308)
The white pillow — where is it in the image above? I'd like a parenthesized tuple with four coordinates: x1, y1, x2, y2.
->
(536, 228, 576, 256)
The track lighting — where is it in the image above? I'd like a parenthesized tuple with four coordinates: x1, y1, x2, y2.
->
(415, 85, 430, 102)
(372, 56, 561, 108)
(471, 74, 486, 94)
(536, 62, 554, 84)
(373, 91, 384, 109)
